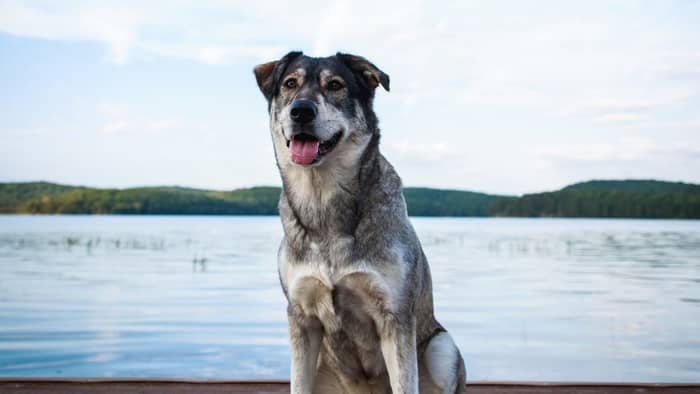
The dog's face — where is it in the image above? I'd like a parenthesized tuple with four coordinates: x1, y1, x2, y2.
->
(254, 52, 389, 168)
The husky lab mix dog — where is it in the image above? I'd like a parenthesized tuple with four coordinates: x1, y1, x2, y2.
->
(254, 52, 467, 394)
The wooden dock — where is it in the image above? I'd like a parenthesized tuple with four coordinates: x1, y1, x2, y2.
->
(1, 379, 699, 394)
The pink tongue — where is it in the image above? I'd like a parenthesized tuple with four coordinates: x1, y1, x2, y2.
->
(289, 138, 320, 165)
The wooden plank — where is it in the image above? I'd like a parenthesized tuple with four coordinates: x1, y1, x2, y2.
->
(0, 379, 699, 394)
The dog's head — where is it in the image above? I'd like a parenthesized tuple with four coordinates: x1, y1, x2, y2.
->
(254, 52, 389, 168)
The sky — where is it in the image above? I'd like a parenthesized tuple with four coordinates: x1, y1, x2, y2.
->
(1, 0, 699, 195)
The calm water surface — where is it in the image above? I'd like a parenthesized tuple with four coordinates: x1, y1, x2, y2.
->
(0, 215, 699, 381)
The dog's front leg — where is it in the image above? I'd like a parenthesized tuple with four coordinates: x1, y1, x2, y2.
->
(380, 316, 419, 394)
(288, 307, 322, 394)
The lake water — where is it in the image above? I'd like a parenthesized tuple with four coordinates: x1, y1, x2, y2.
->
(0, 215, 698, 382)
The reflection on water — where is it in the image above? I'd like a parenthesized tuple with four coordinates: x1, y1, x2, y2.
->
(0, 215, 698, 381)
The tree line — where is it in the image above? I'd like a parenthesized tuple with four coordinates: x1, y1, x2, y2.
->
(1, 180, 698, 218)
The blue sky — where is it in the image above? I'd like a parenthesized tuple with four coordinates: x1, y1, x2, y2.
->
(1, 1, 699, 195)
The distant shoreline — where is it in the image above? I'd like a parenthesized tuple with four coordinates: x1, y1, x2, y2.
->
(1, 179, 699, 219)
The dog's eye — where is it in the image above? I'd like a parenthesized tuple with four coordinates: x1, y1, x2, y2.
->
(284, 79, 298, 89)
(327, 80, 344, 91)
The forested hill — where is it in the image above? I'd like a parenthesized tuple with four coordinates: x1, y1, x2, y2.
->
(0, 182, 282, 215)
(488, 180, 700, 218)
(1, 180, 699, 218)
(0, 182, 499, 216)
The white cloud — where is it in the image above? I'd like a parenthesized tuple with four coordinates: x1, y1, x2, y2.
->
(146, 119, 180, 132)
(387, 141, 459, 159)
(0, 0, 299, 64)
(534, 138, 700, 164)
(0, 0, 144, 64)
(100, 120, 128, 134)
(621, 120, 700, 130)
(98, 101, 129, 117)
(592, 113, 644, 123)
(97, 101, 181, 134)
(559, 88, 696, 125)
(2, 0, 698, 117)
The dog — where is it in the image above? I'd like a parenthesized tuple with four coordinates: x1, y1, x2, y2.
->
(254, 51, 467, 394)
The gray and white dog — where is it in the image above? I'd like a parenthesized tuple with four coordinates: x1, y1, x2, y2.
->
(254, 51, 466, 394)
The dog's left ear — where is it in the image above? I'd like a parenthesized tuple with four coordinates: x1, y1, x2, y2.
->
(254, 51, 303, 101)
(337, 53, 390, 92)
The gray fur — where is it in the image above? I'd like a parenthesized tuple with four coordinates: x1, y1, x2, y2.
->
(254, 51, 466, 394)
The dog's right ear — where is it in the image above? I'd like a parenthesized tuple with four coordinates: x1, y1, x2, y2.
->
(254, 51, 303, 101)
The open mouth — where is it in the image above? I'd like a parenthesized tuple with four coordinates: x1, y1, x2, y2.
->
(286, 131, 342, 165)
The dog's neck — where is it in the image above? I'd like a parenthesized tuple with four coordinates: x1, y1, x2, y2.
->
(278, 134, 382, 245)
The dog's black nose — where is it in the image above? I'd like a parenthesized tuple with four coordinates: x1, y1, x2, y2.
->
(289, 99, 317, 124)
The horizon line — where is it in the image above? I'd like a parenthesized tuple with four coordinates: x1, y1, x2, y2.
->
(1, 177, 697, 197)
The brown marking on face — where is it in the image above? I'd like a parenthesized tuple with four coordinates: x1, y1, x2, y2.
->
(320, 69, 348, 98)
(279, 68, 306, 99)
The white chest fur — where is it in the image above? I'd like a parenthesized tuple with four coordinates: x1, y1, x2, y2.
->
(279, 244, 406, 332)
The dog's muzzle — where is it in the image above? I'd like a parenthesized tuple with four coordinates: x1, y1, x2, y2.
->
(285, 99, 342, 166)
